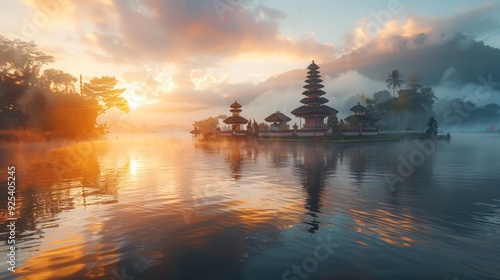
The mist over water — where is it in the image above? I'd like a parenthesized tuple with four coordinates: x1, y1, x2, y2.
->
(0, 134, 499, 280)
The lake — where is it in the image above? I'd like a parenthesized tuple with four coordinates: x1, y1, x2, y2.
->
(0, 133, 499, 280)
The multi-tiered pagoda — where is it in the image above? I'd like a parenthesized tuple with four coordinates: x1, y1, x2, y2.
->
(223, 101, 248, 131)
(291, 61, 338, 129)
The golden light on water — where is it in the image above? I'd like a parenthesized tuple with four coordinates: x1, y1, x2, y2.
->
(129, 159, 138, 177)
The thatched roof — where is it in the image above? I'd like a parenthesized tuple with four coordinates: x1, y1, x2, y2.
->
(190, 128, 201, 135)
(300, 97, 329, 105)
(230, 101, 242, 109)
(264, 111, 291, 123)
(307, 60, 319, 70)
(350, 102, 368, 113)
(291, 105, 338, 117)
(223, 116, 248, 124)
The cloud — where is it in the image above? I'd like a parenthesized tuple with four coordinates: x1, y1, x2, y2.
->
(24, 0, 336, 65)
(314, 3, 500, 87)
(18, 0, 500, 128)
(348, 2, 500, 51)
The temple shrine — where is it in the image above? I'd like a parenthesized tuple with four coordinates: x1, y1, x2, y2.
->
(344, 102, 380, 129)
(223, 101, 248, 131)
(264, 111, 291, 130)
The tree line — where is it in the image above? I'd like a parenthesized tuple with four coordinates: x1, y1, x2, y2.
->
(0, 36, 128, 139)
(371, 70, 499, 131)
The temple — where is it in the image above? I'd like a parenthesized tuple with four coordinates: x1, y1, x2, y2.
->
(291, 60, 338, 129)
(193, 61, 386, 140)
(223, 101, 248, 131)
(264, 111, 291, 131)
(344, 102, 380, 129)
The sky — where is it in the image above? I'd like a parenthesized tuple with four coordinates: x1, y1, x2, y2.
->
(1, 0, 500, 130)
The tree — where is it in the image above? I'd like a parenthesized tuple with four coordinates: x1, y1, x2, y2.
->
(0, 36, 54, 114)
(373, 90, 392, 103)
(45, 92, 100, 137)
(386, 70, 404, 97)
(327, 113, 338, 130)
(82, 76, 128, 115)
(426, 117, 438, 136)
(257, 122, 270, 131)
(0, 36, 55, 87)
(192, 117, 219, 133)
(407, 73, 421, 90)
(39, 69, 77, 93)
(417, 86, 437, 111)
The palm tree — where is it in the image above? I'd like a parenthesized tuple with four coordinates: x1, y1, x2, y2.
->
(386, 70, 404, 97)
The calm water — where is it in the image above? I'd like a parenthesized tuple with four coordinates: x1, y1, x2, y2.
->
(1, 134, 499, 280)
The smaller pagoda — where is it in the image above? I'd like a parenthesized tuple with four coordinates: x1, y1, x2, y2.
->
(190, 127, 201, 137)
(223, 101, 249, 131)
(264, 111, 291, 131)
(344, 102, 380, 129)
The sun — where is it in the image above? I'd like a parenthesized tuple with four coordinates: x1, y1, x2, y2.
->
(122, 86, 149, 109)
(125, 94, 144, 109)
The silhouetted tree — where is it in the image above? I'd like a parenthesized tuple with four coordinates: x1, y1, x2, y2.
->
(192, 117, 219, 133)
(373, 90, 392, 103)
(82, 76, 128, 115)
(0, 36, 128, 138)
(426, 117, 438, 136)
(386, 70, 404, 97)
(39, 69, 77, 93)
(258, 122, 270, 131)
(0, 36, 54, 126)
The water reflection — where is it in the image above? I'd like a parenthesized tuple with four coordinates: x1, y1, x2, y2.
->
(0, 135, 499, 279)
(293, 144, 338, 233)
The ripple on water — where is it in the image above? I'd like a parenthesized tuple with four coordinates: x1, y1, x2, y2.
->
(1, 135, 500, 279)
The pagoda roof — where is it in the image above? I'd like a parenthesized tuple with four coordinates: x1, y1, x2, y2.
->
(230, 101, 242, 109)
(303, 84, 324, 90)
(305, 78, 323, 84)
(306, 74, 321, 79)
(291, 105, 338, 117)
(300, 97, 329, 105)
(264, 111, 291, 123)
(190, 128, 201, 135)
(307, 60, 319, 70)
(302, 89, 326, 96)
(223, 115, 249, 124)
(350, 102, 368, 112)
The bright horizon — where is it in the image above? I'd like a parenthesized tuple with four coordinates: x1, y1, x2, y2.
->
(1, 0, 500, 131)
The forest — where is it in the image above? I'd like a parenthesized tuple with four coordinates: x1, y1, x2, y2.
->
(0, 36, 128, 140)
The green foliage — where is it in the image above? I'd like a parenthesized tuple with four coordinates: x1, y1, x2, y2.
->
(327, 114, 338, 130)
(386, 70, 404, 97)
(258, 122, 270, 131)
(368, 73, 438, 130)
(192, 117, 219, 133)
(426, 117, 438, 136)
(373, 90, 391, 103)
